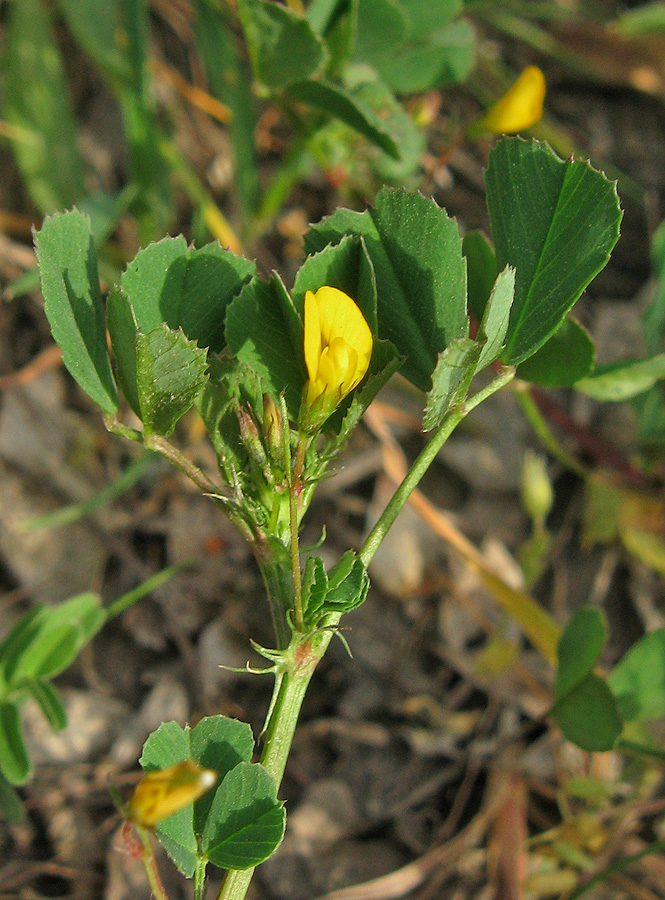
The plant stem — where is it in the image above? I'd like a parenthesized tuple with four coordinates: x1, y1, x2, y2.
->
(145, 433, 223, 495)
(360, 368, 515, 568)
(215, 634, 330, 900)
(105, 559, 195, 620)
(136, 826, 171, 900)
(194, 858, 207, 900)
(514, 382, 586, 477)
(217, 369, 515, 900)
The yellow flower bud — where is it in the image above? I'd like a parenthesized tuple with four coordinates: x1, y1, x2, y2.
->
(301, 286, 373, 430)
(127, 760, 217, 828)
(477, 66, 546, 135)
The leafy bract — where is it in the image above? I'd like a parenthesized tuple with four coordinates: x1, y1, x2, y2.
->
(34, 211, 119, 414)
(120, 237, 256, 353)
(136, 326, 209, 437)
(237, 0, 327, 88)
(292, 235, 377, 329)
(225, 274, 306, 416)
(485, 138, 622, 365)
(423, 339, 481, 431)
(475, 265, 515, 372)
(306, 188, 468, 391)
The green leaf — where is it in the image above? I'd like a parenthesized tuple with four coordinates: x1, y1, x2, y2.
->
(609, 629, 665, 722)
(4, 0, 84, 212)
(577, 353, 665, 402)
(191, 716, 255, 834)
(1, 594, 102, 686)
(423, 338, 481, 431)
(42, 593, 105, 647)
(322, 553, 370, 614)
(34, 211, 119, 414)
(292, 234, 378, 331)
(302, 556, 329, 625)
(23, 680, 67, 732)
(554, 607, 607, 703)
(306, 188, 468, 391)
(341, 68, 425, 181)
(107, 289, 141, 416)
(517, 318, 595, 387)
(139, 721, 197, 875)
(202, 762, 285, 869)
(59, 0, 130, 82)
(136, 325, 209, 437)
(475, 265, 515, 371)
(0, 702, 31, 785)
(398, 0, 460, 36)
(551, 675, 622, 752)
(485, 138, 622, 365)
(140, 721, 191, 771)
(462, 230, 497, 324)
(11, 625, 79, 683)
(237, 0, 327, 88)
(139, 717, 262, 877)
(196, 357, 264, 483)
(0, 608, 47, 688)
(353, 0, 408, 64)
(287, 79, 400, 159)
(225, 274, 306, 416)
(121, 237, 256, 353)
(154, 806, 199, 878)
(0, 772, 26, 824)
(307, 0, 351, 35)
(369, 18, 475, 93)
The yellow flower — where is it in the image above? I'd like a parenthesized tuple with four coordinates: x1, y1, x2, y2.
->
(127, 760, 217, 828)
(302, 286, 373, 429)
(477, 66, 546, 135)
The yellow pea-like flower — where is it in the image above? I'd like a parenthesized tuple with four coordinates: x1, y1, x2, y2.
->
(477, 66, 546, 135)
(301, 286, 373, 430)
(127, 760, 217, 828)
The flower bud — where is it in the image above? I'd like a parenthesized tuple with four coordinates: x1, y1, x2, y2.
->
(237, 406, 270, 476)
(263, 393, 284, 465)
(521, 450, 553, 524)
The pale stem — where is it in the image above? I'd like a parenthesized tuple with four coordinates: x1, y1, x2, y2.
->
(145, 433, 223, 495)
(360, 367, 515, 568)
(136, 826, 171, 900)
